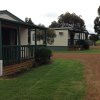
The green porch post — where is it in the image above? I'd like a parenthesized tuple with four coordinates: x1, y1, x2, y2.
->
(80, 33, 82, 39)
(17, 26, 21, 63)
(28, 28, 31, 45)
(28, 28, 33, 58)
(0, 21, 3, 76)
(79, 33, 80, 40)
(0, 21, 2, 60)
(81, 33, 82, 39)
(82, 33, 84, 40)
(34, 28, 37, 59)
(83, 33, 85, 40)
(44, 29, 47, 46)
(82, 33, 83, 39)
(85, 33, 87, 40)
(17, 26, 21, 45)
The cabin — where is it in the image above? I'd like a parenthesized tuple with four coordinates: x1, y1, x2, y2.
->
(0, 10, 47, 76)
(47, 27, 88, 50)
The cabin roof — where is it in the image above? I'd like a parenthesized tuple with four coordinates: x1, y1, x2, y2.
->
(0, 10, 47, 30)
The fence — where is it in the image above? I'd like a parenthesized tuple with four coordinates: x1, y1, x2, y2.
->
(68, 39, 78, 47)
(2, 45, 35, 66)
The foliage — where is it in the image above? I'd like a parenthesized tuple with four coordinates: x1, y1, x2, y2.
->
(94, 6, 100, 34)
(46, 29, 56, 44)
(36, 29, 45, 42)
(98, 6, 100, 16)
(49, 12, 86, 31)
(94, 17, 100, 34)
(35, 47, 52, 64)
(0, 59, 86, 100)
(25, 17, 35, 25)
(76, 40, 89, 50)
(89, 34, 99, 41)
(49, 21, 59, 28)
(96, 40, 100, 45)
(58, 13, 85, 27)
(36, 24, 56, 44)
(26, 20, 56, 45)
(89, 34, 99, 45)
(96, 40, 100, 43)
(36, 24, 46, 43)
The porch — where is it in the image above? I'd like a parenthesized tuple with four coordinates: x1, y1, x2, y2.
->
(0, 19, 47, 76)
(2, 45, 35, 66)
(68, 29, 89, 48)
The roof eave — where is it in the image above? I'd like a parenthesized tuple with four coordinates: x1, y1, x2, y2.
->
(0, 18, 48, 30)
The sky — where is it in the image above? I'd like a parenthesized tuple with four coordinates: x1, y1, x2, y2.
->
(0, 0, 100, 33)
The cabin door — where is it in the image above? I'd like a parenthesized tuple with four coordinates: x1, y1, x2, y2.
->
(2, 27, 18, 65)
(2, 27, 17, 45)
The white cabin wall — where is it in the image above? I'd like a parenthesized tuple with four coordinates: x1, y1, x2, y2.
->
(20, 27, 28, 45)
(47, 29, 68, 46)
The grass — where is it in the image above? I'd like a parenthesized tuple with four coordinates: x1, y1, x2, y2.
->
(0, 59, 86, 100)
(53, 48, 100, 53)
(96, 40, 100, 44)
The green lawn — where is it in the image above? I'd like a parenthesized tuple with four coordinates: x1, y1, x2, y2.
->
(96, 40, 100, 44)
(53, 49, 100, 53)
(0, 59, 86, 100)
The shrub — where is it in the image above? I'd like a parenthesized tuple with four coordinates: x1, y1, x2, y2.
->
(35, 47, 52, 65)
(76, 40, 89, 50)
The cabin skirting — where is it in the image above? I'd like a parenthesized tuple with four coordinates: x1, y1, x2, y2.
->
(3, 59, 34, 76)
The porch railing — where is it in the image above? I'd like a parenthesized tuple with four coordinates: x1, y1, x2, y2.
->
(2, 45, 35, 66)
(68, 39, 78, 47)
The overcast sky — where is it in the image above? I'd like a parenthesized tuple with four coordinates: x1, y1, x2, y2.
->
(0, 0, 100, 33)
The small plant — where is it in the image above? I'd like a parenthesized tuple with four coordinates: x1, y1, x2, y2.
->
(76, 40, 89, 50)
(35, 47, 52, 65)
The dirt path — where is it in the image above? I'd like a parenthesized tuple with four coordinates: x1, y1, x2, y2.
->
(53, 53, 100, 100)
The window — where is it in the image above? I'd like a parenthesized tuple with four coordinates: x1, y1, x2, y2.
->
(76, 35, 79, 39)
(59, 32, 63, 36)
(32, 33, 35, 41)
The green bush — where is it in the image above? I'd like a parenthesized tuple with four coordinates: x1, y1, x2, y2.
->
(76, 40, 89, 50)
(35, 47, 52, 65)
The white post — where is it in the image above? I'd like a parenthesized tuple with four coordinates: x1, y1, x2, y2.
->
(0, 60, 3, 76)
(0, 21, 3, 76)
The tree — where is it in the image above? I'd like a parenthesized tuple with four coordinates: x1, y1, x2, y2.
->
(36, 24, 56, 45)
(98, 6, 100, 16)
(36, 29, 44, 42)
(36, 24, 46, 44)
(46, 29, 56, 44)
(94, 6, 100, 34)
(49, 12, 86, 46)
(49, 21, 59, 28)
(89, 34, 99, 45)
(58, 12, 85, 30)
(25, 19, 56, 45)
(49, 12, 86, 31)
(25, 17, 35, 25)
(94, 17, 100, 34)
